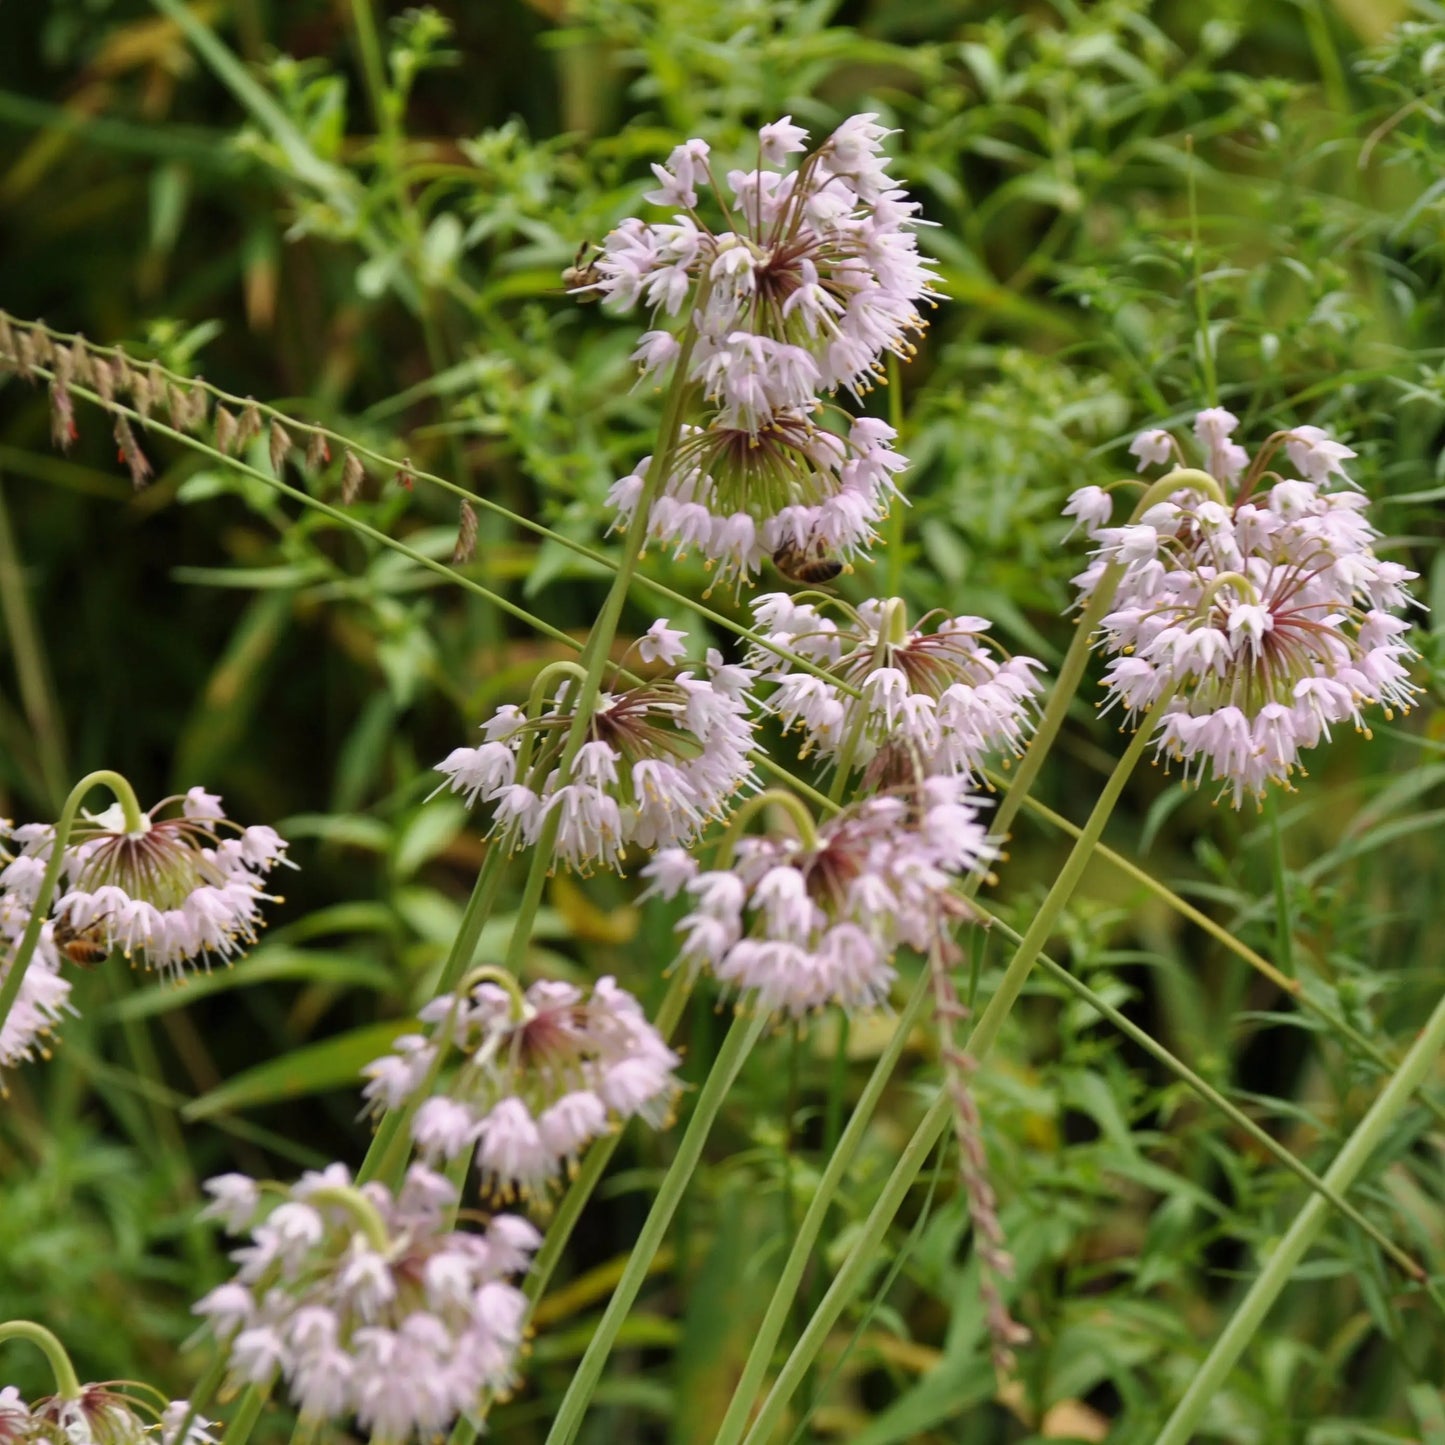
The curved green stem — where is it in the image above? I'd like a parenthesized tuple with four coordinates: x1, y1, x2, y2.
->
(714, 788, 819, 868)
(544, 1009, 768, 1445)
(0, 1320, 82, 1398)
(300, 1184, 391, 1252)
(1154, 986, 1445, 1444)
(528, 661, 591, 716)
(1131, 467, 1227, 516)
(0, 769, 142, 1040)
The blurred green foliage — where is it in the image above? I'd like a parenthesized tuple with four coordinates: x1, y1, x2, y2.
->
(3, 0, 1445, 1440)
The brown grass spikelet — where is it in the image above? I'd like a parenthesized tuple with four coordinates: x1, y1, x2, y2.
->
(268, 420, 293, 477)
(114, 416, 153, 490)
(236, 398, 264, 452)
(49, 379, 77, 452)
(340, 449, 366, 504)
(29, 327, 54, 366)
(185, 379, 210, 432)
(0, 313, 15, 368)
(15, 330, 37, 381)
(214, 405, 238, 455)
(166, 382, 191, 426)
(304, 429, 331, 473)
(67, 335, 92, 387)
(452, 500, 479, 565)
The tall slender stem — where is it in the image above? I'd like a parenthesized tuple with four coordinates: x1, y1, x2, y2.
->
(1155, 986, 1445, 1445)
(543, 1009, 768, 1445)
(738, 704, 1165, 1443)
(712, 969, 933, 1445)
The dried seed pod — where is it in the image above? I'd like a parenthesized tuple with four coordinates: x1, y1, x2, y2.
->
(130, 368, 156, 419)
(114, 416, 153, 490)
(14, 330, 37, 381)
(451, 500, 479, 565)
(186, 379, 209, 432)
(29, 327, 55, 366)
(0, 313, 15, 368)
(214, 405, 238, 455)
(341, 450, 365, 503)
(236, 398, 263, 452)
(67, 335, 92, 386)
(269, 421, 293, 476)
(50, 379, 77, 452)
(107, 356, 131, 401)
(166, 382, 190, 425)
(304, 430, 331, 472)
(94, 355, 116, 402)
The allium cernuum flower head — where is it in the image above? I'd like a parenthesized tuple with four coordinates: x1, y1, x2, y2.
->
(642, 776, 994, 1019)
(436, 622, 757, 873)
(587, 115, 940, 587)
(1068, 411, 1418, 806)
(29, 787, 292, 980)
(363, 974, 681, 1201)
(194, 1163, 539, 1444)
(748, 593, 1044, 788)
(0, 829, 74, 1074)
(1, 1384, 217, 1445)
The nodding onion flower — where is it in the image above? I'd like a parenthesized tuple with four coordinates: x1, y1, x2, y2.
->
(747, 593, 1044, 788)
(1069, 410, 1418, 806)
(642, 776, 994, 1020)
(585, 114, 940, 588)
(436, 622, 757, 874)
(362, 973, 681, 1201)
(194, 1164, 539, 1445)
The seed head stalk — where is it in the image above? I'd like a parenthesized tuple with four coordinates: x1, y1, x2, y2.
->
(0, 769, 143, 1040)
(0, 1320, 82, 1398)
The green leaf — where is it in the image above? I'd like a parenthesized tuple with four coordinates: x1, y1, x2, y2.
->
(181, 1020, 413, 1119)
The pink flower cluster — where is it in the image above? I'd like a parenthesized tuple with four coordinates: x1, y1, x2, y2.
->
(587, 114, 939, 586)
(1069, 411, 1419, 804)
(436, 623, 756, 872)
(195, 1164, 538, 1443)
(748, 593, 1044, 787)
(642, 776, 993, 1018)
(363, 975, 680, 1200)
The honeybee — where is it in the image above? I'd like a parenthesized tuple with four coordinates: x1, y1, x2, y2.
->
(52, 915, 111, 969)
(772, 540, 843, 586)
(561, 242, 601, 299)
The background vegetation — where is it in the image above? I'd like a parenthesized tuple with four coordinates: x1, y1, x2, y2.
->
(2, 0, 1445, 1440)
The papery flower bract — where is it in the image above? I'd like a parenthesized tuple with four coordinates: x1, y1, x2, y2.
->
(362, 976, 681, 1202)
(748, 595, 1044, 788)
(587, 115, 940, 587)
(643, 776, 993, 1019)
(1072, 414, 1419, 806)
(195, 1163, 539, 1445)
(436, 623, 756, 873)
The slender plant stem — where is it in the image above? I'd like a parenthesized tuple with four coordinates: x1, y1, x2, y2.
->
(1154, 986, 1445, 1445)
(969, 700, 1165, 1060)
(988, 561, 1122, 848)
(1000, 777, 1445, 1126)
(445, 969, 696, 1445)
(0, 1320, 82, 1396)
(0, 769, 142, 1039)
(712, 969, 933, 1445)
(222, 1381, 270, 1445)
(543, 1009, 768, 1445)
(355, 844, 506, 1187)
(985, 917, 1431, 1286)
